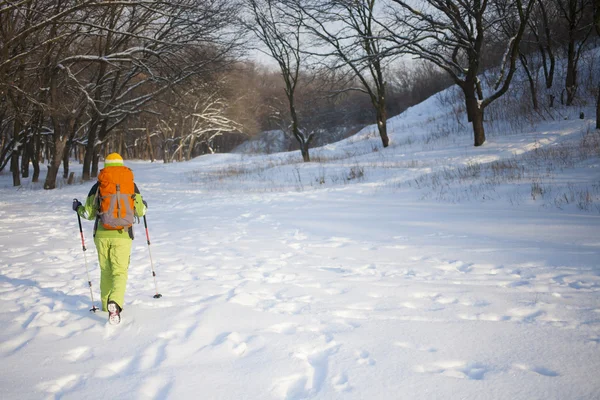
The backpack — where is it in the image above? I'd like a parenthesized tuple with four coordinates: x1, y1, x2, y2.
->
(96, 166, 136, 230)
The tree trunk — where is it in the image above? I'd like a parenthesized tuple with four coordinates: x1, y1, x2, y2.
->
(465, 97, 475, 122)
(288, 95, 311, 162)
(44, 123, 70, 190)
(92, 120, 109, 177)
(565, 40, 577, 106)
(300, 141, 310, 162)
(32, 162, 40, 183)
(0, 130, 6, 173)
(464, 85, 486, 146)
(529, 82, 539, 111)
(375, 100, 389, 148)
(62, 142, 70, 179)
(146, 125, 155, 162)
(11, 151, 20, 187)
(545, 52, 555, 108)
(92, 149, 100, 177)
(44, 135, 51, 164)
(596, 83, 600, 130)
(520, 54, 538, 110)
(21, 136, 30, 178)
(118, 131, 123, 157)
(472, 108, 485, 147)
(187, 135, 196, 161)
(32, 132, 40, 183)
(44, 161, 60, 190)
(82, 121, 99, 180)
(63, 116, 80, 179)
(11, 119, 22, 186)
(291, 126, 310, 162)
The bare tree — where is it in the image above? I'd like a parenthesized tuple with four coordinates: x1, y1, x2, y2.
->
(552, 0, 595, 106)
(298, 0, 394, 148)
(530, 0, 560, 108)
(185, 92, 242, 157)
(513, 0, 560, 110)
(0, 0, 54, 185)
(387, 0, 535, 146)
(244, 0, 315, 161)
(157, 84, 242, 161)
(595, 0, 600, 129)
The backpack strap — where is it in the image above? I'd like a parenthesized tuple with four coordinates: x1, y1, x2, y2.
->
(93, 184, 100, 237)
(93, 184, 100, 208)
(129, 182, 141, 239)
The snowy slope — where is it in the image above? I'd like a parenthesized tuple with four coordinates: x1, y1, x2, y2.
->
(1, 84, 600, 400)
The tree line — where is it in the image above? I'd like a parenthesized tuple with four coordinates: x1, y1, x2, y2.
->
(1, 0, 599, 189)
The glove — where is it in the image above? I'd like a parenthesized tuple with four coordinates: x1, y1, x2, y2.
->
(72, 199, 82, 212)
(142, 200, 148, 209)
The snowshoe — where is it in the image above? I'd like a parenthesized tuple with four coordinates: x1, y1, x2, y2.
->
(107, 301, 122, 325)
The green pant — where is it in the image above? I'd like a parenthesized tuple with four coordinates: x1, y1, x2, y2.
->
(94, 237, 132, 311)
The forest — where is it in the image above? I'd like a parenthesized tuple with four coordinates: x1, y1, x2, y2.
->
(1, 0, 599, 189)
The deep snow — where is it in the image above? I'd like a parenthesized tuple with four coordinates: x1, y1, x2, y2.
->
(1, 88, 599, 400)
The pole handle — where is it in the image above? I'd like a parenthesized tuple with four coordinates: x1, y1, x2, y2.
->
(76, 212, 86, 251)
(143, 215, 151, 245)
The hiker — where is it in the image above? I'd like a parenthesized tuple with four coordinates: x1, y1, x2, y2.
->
(72, 153, 147, 325)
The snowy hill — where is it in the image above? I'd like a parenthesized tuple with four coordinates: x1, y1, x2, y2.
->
(233, 126, 361, 155)
(233, 129, 291, 154)
(1, 74, 599, 399)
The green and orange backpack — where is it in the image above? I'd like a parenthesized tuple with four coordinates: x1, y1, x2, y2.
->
(96, 164, 136, 231)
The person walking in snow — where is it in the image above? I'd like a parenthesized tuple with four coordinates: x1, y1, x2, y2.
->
(72, 153, 147, 325)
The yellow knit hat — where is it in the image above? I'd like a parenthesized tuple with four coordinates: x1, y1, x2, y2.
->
(104, 153, 124, 167)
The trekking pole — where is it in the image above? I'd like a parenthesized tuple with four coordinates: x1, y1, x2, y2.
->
(75, 201, 99, 313)
(143, 215, 162, 298)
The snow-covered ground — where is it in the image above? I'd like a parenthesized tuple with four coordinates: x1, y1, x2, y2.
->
(1, 88, 600, 399)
